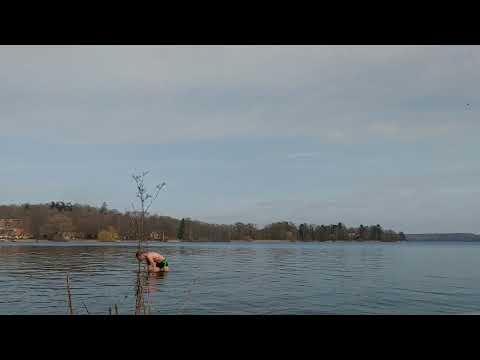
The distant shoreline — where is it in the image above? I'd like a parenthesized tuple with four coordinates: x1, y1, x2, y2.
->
(2, 235, 480, 244)
(0, 238, 406, 243)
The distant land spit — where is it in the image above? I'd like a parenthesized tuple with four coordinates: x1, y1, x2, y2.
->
(406, 233, 480, 241)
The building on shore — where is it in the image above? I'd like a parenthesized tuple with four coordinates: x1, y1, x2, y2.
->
(39, 231, 85, 241)
(0, 219, 24, 230)
(0, 219, 29, 240)
(348, 231, 359, 240)
(149, 231, 168, 241)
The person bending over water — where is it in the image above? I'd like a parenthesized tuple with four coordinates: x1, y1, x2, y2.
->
(136, 251, 170, 273)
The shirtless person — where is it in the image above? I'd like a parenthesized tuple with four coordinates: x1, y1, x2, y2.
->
(135, 251, 170, 272)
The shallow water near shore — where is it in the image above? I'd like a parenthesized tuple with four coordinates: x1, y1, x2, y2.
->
(0, 240, 479, 314)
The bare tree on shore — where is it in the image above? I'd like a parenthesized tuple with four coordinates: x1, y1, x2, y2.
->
(131, 171, 166, 315)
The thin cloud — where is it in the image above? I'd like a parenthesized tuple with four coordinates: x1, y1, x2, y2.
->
(1, 45, 479, 145)
(286, 152, 322, 160)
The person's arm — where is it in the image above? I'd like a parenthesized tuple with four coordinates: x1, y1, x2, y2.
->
(145, 254, 155, 266)
(146, 254, 158, 271)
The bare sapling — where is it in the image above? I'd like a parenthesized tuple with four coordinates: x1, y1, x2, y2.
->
(131, 171, 166, 315)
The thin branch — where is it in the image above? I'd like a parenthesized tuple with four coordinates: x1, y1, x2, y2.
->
(135, 268, 144, 315)
(82, 301, 90, 315)
(145, 182, 166, 213)
(66, 273, 74, 315)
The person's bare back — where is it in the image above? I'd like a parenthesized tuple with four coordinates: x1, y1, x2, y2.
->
(135, 250, 170, 272)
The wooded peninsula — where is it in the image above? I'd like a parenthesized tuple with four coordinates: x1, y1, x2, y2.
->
(0, 202, 406, 242)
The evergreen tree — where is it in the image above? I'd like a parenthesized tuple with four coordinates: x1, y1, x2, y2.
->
(177, 218, 185, 240)
(298, 223, 307, 241)
(359, 224, 367, 240)
(376, 224, 383, 241)
(100, 202, 108, 215)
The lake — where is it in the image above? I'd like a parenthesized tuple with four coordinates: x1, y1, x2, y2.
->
(0, 240, 479, 315)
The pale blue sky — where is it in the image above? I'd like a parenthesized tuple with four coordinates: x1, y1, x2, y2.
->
(1, 45, 479, 233)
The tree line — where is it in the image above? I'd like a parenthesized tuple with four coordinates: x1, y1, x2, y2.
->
(0, 202, 405, 242)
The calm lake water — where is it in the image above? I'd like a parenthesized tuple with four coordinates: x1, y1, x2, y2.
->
(1, 240, 479, 315)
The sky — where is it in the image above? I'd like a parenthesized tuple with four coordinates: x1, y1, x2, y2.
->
(0, 45, 479, 233)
